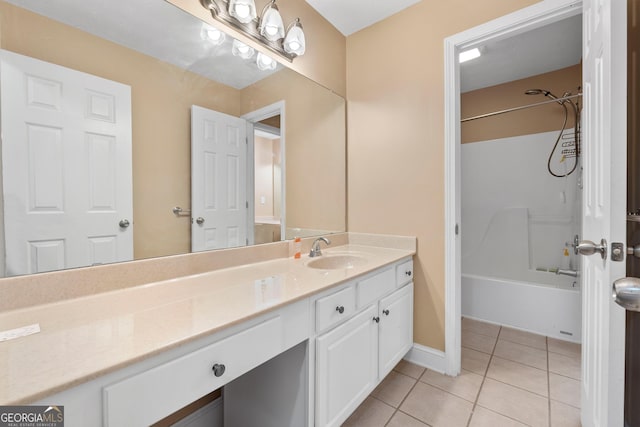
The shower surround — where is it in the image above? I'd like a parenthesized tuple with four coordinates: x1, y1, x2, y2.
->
(461, 130, 581, 342)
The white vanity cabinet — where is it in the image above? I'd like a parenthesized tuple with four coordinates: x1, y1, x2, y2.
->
(315, 260, 414, 427)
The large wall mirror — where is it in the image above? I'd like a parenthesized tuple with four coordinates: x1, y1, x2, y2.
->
(0, 0, 346, 277)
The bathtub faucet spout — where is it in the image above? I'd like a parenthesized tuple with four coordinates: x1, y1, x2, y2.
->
(556, 269, 578, 278)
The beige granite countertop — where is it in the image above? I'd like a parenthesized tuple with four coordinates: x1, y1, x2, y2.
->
(0, 241, 414, 405)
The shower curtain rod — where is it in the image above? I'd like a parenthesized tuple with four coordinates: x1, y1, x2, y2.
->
(461, 93, 582, 123)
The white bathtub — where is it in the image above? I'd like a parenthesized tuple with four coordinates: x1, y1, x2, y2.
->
(462, 273, 582, 343)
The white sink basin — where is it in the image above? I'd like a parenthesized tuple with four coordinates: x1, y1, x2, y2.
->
(306, 254, 367, 270)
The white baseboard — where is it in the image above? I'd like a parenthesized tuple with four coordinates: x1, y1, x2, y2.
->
(403, 343, 447, 374)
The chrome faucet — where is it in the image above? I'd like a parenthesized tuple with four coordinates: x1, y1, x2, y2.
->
(309, 237, 331, 257)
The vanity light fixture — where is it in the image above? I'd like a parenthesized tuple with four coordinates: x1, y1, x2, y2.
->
(459, 47, 481, 63)
(283, 19, 305, 56)
(232, 39, 255, 59)
(228, 0, 257, 24)
(256, 52, 277, 70)
(200, 0, 306, 61)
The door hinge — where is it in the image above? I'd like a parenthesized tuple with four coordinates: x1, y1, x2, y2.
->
(246, 201, 249, 208)
(455, 223, 459, 236)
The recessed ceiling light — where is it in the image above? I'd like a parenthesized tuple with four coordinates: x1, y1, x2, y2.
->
(459, 47, 481, 63)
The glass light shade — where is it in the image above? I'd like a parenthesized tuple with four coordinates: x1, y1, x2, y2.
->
(283, 22, 305, 56)
(259, 3, 285, 41)
(232, 40, 255, 59)
(256, 52, 276, 71)
(204, 27, 226, 46)
(228, 0, 257, 24)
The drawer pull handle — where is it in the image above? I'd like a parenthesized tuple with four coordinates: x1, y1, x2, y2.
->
(212, 363, 226, 377)
(405, 270, 412, 277)
(383, 309, 390, 316)
(336, 306, 345, 314)
(373, 316, 380, 323)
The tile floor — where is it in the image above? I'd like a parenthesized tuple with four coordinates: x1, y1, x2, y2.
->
(342, 318, 582, 427)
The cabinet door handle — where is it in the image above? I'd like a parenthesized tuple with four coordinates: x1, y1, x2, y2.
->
(405, 270, 412, 277)
(336, 306, 345, 314)
(373, 316, 380, 323)
(212, 363, 226, 377)
(382, 309, 390, 316)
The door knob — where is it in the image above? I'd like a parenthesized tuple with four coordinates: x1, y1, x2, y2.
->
(612, 277, 640, 311)
(119, 219, 130, 228)
(212, 363, 226, 377)
(576, 238, 607, 260)
(196, 217, 205, 225)
(627, 244, 640, 259)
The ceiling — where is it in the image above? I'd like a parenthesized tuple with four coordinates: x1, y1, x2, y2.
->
(305, 0, 422, 36)
(460, 14, 583, 93)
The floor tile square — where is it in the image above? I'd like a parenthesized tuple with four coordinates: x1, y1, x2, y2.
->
(548, 338, 581, 358)
(477, 378, 549, 427)
(549, 351, 581, 380)
(386, 411, 429, 427)
(400, 382, 473, 427)
(499, 327, 547, 350)
(420, 369, 483, 402)
(341, 397, 394, 427)
(549, 373, 581, 408)
(494, 338, 548, 370)
(550, 400, 581, 427)
(487, 356, 548, 397)
(462, 317, 501, 338)
(469, 406, 528, 427)
(371, 371, 416, 408)
(393, 359, 426, 379)
(462, 329, 497, 354)
(462, 347, 491, 375)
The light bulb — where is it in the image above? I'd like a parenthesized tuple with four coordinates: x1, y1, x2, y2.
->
(256, 52, 276, 71)
(232, 40, 255, 59)
(259, 2, 284, 41)
(205, 28, 225, 45)
(283, 20, 305, 56)
(234, 4, 250, 19)
(228, 0, 257, 24)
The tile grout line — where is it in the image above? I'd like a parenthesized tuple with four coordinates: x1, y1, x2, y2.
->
(547, 336, 552, 427)
(465, 324, 501, 427)
(382, 373, 426, 427)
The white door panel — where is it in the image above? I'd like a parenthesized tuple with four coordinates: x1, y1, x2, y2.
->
(191, 105, 247, 251)
(580, 1, 626, 425)
(1, 50, 133, 276)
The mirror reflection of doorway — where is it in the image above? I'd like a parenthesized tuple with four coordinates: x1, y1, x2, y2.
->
(253, 116, 282, 244)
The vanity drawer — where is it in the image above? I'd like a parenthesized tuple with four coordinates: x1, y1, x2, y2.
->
(356, 268, 395, 309)
(103, 315, 284, 426)
(396, 259, 414, 287)
(316, 286, 356, 333)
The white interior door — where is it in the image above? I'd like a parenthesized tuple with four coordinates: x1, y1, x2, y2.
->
(191, 105, 248, 251)
(1, 50, 133, 276)
(580, 0, 626, 425)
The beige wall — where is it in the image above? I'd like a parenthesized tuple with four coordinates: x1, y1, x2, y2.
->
(346, 0, 541, 351)
(168, 0, 347, 97)
(240, 69, 346, 232)
(462, 65, 582, 143)
(0, 1, 242, 260)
